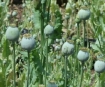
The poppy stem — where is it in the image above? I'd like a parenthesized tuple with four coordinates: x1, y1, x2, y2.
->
(45, 37, 48, 87)
(64, 56, 67, 87)
(77, 23, 80, 38)
(79, 62, 84, 87)
(98, 73, 101, 87)
(13, 42, 16, 87)
(27, 51, 30, 87)
(83, 20, 86, 47)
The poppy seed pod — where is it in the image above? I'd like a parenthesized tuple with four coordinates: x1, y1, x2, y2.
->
(77, 49, 89, 62)
(12, 10, 17, 16)
(0, 2, 5, 7)
(94, 60, 105, 73)
(22, 3, 26, 8)
(61, 41, 74, 55)
(47, 81, 58, 87)
(5, 25, 19, 41)
(6, 12, 11, 18)
(77, 9, 90, 20)
(21, 34, 35, 51)
(44, 24, 54, 36)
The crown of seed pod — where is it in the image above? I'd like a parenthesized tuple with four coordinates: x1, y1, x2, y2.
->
(47, 81, 58, 87)
(5, 24, 19, 41)
(61, 40, 74, 56)
(44, 24, 54, 36)
(94, 60, 105, 73)
(20, 34, 35, 51)
(77, 7, 91, 20)
(77, 47, 89, 62)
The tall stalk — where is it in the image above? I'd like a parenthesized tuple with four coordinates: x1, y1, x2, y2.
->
(12, 42, 16, 87)
(77, 23, 80, 38)
(64, 56, 67, 87)
(76, 23, 80, 86)
(83, 20, 86, 47)
(98, 73, 101, 87)
(45, 37, 48, 87)
(47, 0, 51, 23)
(79, 62, 84, 87)
(27, 51, 30, 87)
(40, 0, 46, 84)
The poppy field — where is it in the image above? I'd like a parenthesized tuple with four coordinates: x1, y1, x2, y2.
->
(0, 0, 105, 87)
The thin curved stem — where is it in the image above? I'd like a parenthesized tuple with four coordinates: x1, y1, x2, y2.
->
(64, 56, 67, 87)
(13, 42, 16, 87)
(79, 62, 84, 87)
(27, 51, 30, 87)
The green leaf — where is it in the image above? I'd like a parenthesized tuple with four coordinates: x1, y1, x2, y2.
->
(2, 38, 10, 58)
(33, 10, 41, 30)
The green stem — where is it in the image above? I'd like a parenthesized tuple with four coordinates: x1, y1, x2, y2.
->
(65, 18, 69, 39)
(98, 73, 101, 87)
(13, 42, 16, 87)
(83, 20, 86, 47)
(64, 56, 67, 87)
(47, 0, 51, 23)
(79, 62, 84, 87)
(76, 23, 80, 86)
(27, 51, 30, 87)
(77, 23, 80, 38)
(40, 1, 46, 84)
(45, 38, 48, 87)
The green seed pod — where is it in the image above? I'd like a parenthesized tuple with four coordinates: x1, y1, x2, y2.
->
(94, 60, 105, 73)
(47, 81, 58, 87)
(61, 41, 74, 55)
(5, 25, 19, 41)
(55, 39, 60, 43)
(12, 10, 17, 16)
(75, 16, 81, 23)
(65, 13, 70, 19)
(0, 2, 5, 7)
(22, 3, 26, 8)
(77, 9, 90, 20)
(65, 2, 71, 14)
(44, 24, 54, 36)
(6, 12, 11, 18)
(21, 34, 35, 51)
(41, 0, 45, 4)
(77, 48, 89, 62)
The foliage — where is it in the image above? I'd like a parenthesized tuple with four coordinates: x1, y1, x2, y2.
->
(0, 0, 105, 87)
